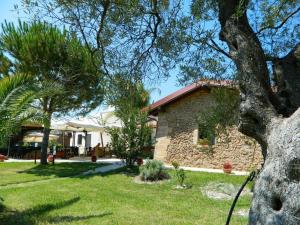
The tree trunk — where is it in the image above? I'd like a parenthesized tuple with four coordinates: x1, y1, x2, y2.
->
(41, 127, 50, 165)
(217, 1, 300, 224)
(41, 110, 52, 165)
(249, 108, 300, 224)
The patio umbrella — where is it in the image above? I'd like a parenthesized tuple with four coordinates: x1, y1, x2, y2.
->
(23, 131, 59, 143)
(66, 120, 106, 132)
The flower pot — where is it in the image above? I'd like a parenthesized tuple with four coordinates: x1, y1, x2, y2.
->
(91, 155, 97, 162)
(47, 155, 54, 163)
(223, 162, 233, 174)
(0, 154, 6, 162)
(56, 151, 64, 158)
(137, 158, 143, 166)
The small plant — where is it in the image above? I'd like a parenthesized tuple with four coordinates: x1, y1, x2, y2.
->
(139, 159, 169, 181)
(172, 161, 186, 187)
(197, 138, 210, 146)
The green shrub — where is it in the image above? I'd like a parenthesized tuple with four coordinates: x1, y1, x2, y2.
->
(0, 196, 4, 212)
(172, 161, 186, 187)
(139, 160, 169, 181)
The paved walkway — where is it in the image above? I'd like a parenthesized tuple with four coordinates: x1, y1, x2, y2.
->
(164, 164, 249, 176)
(5, 157, 123, 164)
(82, 162, 125, 175)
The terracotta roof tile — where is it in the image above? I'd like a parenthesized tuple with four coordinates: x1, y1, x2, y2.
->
(146, 80, 233, 114)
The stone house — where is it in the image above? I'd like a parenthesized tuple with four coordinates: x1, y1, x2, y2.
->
(147, 81, 263, 171)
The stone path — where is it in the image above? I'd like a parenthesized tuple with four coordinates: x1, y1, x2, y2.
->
(0, 162, 125, 190)
(164, 164, 249, 176)
(82, 161, 125, 175)
(5, 158, 123, 164)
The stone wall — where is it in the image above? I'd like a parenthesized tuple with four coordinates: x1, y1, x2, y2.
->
(153, 89, 263, 171)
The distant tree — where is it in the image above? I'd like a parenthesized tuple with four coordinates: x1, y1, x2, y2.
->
(0, 21, 105, 164)
(107, 75, 152, 166)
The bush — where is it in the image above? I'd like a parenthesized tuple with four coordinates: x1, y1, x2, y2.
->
(108, 110, 152, 166)
(0, 196, 4, 212)
(139, 160, 169, 181)
(172, 161, 186, 187)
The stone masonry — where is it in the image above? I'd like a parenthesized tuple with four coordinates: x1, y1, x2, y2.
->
(153, 89, 263, 171)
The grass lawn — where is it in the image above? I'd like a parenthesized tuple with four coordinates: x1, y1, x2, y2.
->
(0, 163, 252, 225)
(0, 162, 106, 186)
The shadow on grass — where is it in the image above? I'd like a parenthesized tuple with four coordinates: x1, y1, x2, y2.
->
(0, 197, 112, 225)
(18, 163, 106, 179)
(96, 165, 139, 178)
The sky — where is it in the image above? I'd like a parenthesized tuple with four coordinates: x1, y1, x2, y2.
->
(0, 0, 183, 103)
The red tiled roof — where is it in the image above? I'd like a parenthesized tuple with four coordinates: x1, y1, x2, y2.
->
(146, 80, 233, 114)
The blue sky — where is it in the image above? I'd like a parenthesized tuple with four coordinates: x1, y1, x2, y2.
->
(0, 0, 183, 103)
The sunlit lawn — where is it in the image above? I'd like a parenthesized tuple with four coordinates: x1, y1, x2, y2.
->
(0, 162, 106, 186)
(0, 162, 251, 225)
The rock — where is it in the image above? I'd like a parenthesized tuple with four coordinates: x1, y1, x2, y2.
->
(201, 182, 252, 200)
(234, 209, 249, 217)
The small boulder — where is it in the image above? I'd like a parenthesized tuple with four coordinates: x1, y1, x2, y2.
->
(201, 182, 251, 200)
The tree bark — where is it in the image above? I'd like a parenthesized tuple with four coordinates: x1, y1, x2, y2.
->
(217, 1, 300, 224)
(41, 126, 50, 165)
(41, 107, 52, 165)
(249, 108, 300, 224)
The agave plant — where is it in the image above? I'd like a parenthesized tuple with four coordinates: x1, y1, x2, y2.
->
(0, 73, 44, 147)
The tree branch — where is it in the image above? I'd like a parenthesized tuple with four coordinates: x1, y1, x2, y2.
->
(256, 7, 300, 34)
(210, 39, 232, 59)
(130, 1, 162, 73)
(272, 43, 300, 115)
(95, 0, 110, 77)
(218, 0, 278, 153)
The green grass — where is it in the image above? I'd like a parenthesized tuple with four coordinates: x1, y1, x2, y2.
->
(0, 162, 106, 186)
(0, 163, 252, 225)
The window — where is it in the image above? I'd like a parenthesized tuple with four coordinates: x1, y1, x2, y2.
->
(197, 128, 215, 146)
(77, 134, 83, 145)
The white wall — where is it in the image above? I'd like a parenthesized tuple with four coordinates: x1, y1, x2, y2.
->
(69, 131, 112, 148)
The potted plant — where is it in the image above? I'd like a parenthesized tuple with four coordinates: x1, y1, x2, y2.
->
(0, 154, 7, 162)
(91, 150, 97, 162)
(223, 161, 233, 174)
(136, 157, 143, 166)
(47, 154, 54, 163)
(91, 155, 97, 162)
(197, 138, 210, 146)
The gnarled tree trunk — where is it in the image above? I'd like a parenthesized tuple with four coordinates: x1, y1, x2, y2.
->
(218, 0, 300, 224)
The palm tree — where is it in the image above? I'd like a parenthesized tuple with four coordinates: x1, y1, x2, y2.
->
(0, 73, 43, 150)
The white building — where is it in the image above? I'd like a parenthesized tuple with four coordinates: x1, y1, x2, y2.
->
(51, 107, 122, 149)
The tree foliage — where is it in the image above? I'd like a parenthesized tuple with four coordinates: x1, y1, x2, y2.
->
(0, 20, 105, 163)
(108, 76, 151, 165)
(20, 0, 300, 82)
(0, 20, 104, 116)
(0, 73, 44, 147)
(197, 88, 240, 145)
